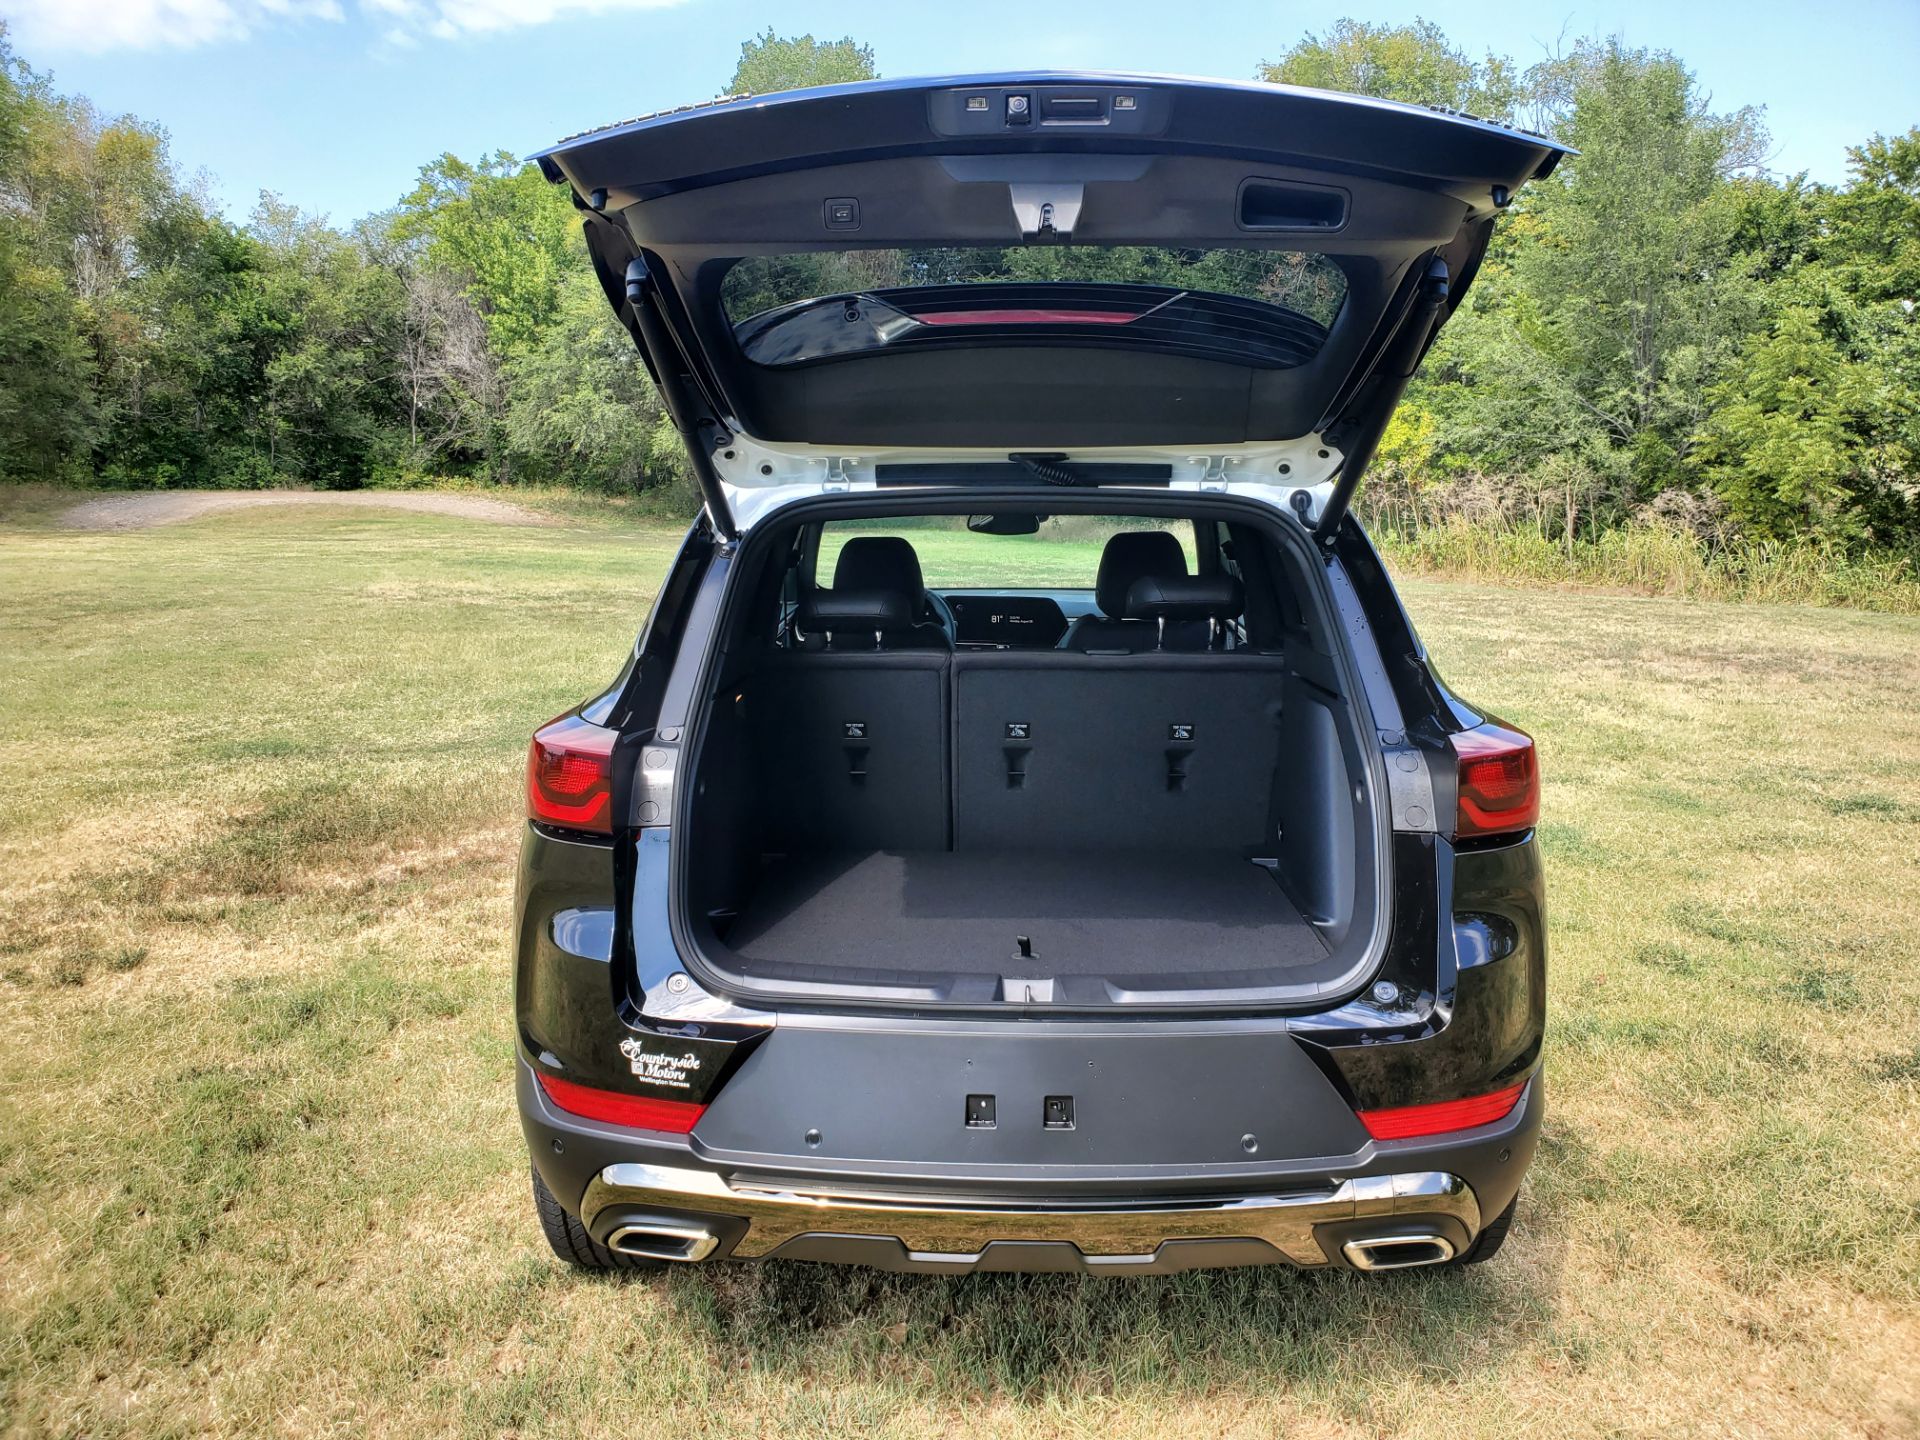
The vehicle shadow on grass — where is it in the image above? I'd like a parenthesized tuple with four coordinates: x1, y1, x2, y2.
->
(635, 1201, 1569, 1400)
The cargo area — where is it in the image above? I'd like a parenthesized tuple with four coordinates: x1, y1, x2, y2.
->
(673, 507, 1386, 1007)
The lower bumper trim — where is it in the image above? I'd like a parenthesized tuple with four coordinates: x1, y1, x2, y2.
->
(579, 1163, 1480, 1269)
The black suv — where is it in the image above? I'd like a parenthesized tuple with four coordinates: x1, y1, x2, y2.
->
(516, 74, 1556, 1275)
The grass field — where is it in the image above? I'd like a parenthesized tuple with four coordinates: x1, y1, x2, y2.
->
(2, 499, 1917, 1439)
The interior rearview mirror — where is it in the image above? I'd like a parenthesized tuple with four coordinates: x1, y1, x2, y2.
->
(967, 513, 1045, 536)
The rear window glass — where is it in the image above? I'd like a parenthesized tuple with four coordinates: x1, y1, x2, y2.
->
(722, 246, 1348, 370)
(816, 516, 1197, 590)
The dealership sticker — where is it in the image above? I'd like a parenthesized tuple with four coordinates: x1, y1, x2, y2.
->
(619, 1036, 703, 1090)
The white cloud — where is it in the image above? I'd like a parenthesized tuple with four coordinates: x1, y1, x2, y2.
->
(1, 0, 341, 51)
(400, 0, 686, 37)
(1, 0, 687, 52)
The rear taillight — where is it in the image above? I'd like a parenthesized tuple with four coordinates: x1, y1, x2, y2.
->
(536, 1073, 706, 1133)
(1357, 1080, 1528, 1140)
(527, 712, 616, 835)
(1451, 720, 1539, 840)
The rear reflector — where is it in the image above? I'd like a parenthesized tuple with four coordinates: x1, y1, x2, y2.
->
(1451, 720, 1539, 840)
(1357, 1080, 1527, 1140)
(527, 712, 616, 835)
(536, 1073, 707, 1133)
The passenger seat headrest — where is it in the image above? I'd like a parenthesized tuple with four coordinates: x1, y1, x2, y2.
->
(1094, 531, 1189, 617)
(796, 588, 916, 638)
(833, 536, 927, 597)
(1123, 574, 1245, 624)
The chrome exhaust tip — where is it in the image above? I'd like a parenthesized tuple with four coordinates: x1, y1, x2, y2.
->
(604, 1221, 719, 1263)
(1340, 1233, 1457, 1271)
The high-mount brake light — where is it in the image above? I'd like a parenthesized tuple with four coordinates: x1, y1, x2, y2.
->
(526, 713, 616, 835)
(915, 307, 1137, 327)
(1451, 721, 1539, 841)
(535, 1073, 706, 1133)
(1357, 1080, 1528, 1140)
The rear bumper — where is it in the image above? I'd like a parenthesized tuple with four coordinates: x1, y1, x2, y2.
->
(579, 1161, 1481, 1273)
(521, 1059, 1540, 1273)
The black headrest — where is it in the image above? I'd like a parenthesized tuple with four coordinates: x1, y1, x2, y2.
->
(1095, 531, 1188, 617)
(1123, 574, 1245, 623)
(834, 536, 926, 596)
(796, 588, 916, 636)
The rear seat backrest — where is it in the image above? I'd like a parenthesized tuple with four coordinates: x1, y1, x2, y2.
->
(748, 648, 950, 852)
(950, 650, 1286, 851)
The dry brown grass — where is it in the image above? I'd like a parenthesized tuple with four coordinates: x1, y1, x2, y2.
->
(1, 502, 1916, 1438)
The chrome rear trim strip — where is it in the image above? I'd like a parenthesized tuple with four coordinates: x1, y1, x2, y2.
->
(581, 1164, 1478, 1266)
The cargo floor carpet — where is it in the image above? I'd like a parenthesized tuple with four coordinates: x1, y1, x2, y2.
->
(721, 848, 1330, 979)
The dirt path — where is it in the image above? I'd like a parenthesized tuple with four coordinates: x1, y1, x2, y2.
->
(58, 490, 555, 531)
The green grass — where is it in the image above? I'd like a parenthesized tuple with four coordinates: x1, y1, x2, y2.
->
(1, 498, 1917, 1437)
(1373, 517, 1920, 614)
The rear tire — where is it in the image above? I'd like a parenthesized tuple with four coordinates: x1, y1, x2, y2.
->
(1451, 1195, 1517, 1266)
(531, 1167, 666, 1273)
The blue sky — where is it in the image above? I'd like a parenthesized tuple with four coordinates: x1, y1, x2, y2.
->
(4, 0, 1915, 225)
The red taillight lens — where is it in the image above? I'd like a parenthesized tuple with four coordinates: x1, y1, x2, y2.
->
(1357, 1080, 1528, 1141)
(527, 713, 616, 834)
(1452, 721, 1539, 840)
(535, 1073, 707, 1133)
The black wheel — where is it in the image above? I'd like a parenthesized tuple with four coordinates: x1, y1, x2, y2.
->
(531, 1167, 666, 1273)
(1451, 1195, 1517, 1266)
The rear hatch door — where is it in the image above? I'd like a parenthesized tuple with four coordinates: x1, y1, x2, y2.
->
(536, 74, 1567, 533)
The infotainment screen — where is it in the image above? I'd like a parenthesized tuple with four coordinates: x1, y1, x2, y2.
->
(946, 595, 1069, 649)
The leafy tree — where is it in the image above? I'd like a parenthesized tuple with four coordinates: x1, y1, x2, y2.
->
(393, 153, 580, 360)
(0, 27, 98, 481)
(1726, 172, 1824, 285)
(1426, 41, 1766, 500)
(104, 211, 297, 487)
(0, 226, 98, 482)
(392, 262, 501, 465)
(503, 268, 687, 495)
(1259, 18, 1518, 121)
(1696, 306, 1899, 539)
(1692, 131, 1920, 545)
(249, 196, 407, 487)
(1806, 130, 1920, 309)
(728, 29, 876, 95)
(0, 22, 29, 173)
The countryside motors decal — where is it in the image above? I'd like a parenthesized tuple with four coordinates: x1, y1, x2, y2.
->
(618, 1035, 704, 1091)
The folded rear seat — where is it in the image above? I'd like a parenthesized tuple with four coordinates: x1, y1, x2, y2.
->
(950, 649, 1286, 851)
(747, 590, 951, 852)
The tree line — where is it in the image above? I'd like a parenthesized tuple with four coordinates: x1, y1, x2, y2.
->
(0, 22, 1914, 553)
